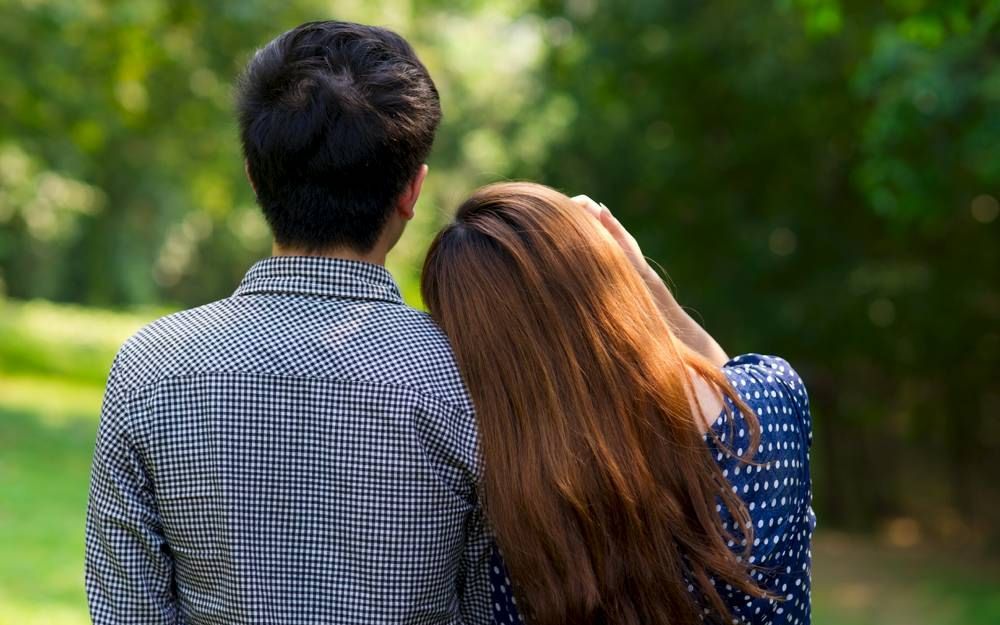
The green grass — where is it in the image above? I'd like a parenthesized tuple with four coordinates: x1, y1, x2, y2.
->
(0, 299, 151, 625)
(0, 299, 165, 385)
(0, 376, 104, 625)
(2, 298, 999, 624)
(812, 533, 1000, 625)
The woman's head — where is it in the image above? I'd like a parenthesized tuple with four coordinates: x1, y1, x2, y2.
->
(422, 182, 764, 625)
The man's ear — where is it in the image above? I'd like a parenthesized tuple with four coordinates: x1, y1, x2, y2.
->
(245, 160, 257, 196)
(396, 164, 429, 220)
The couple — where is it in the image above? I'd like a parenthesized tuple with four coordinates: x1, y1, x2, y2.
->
(85, 21, 814, 625)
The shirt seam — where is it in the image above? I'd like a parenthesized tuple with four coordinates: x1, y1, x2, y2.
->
(231, 289, 403, 305)
(120, 370, 473, 420)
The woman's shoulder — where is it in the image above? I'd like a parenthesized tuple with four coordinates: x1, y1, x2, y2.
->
(715, 353, 812, 445)
(724, 353, 809, 407)
(707, 353, 812, 482)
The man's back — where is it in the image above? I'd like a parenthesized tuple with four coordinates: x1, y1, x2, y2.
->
(85, 257, 492, 624)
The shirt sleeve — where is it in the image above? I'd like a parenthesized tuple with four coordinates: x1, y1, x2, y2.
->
(85, 356, 178, 624)
(457, 497, 495, 624)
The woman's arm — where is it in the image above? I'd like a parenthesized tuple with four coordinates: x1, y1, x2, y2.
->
(572, 195, 730, 366)
(636, 264, 730, 367)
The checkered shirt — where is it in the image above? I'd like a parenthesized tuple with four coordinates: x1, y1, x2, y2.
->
(85, 256, 492, 624)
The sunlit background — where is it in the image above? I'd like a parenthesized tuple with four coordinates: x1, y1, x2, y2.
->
(1, 1, 998, 624)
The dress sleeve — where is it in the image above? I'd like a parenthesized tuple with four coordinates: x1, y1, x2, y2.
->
(722, 353, 812, 446)
(708, 353, 815, 624)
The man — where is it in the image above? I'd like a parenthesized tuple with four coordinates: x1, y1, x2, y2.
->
(85, 21, 493, 624)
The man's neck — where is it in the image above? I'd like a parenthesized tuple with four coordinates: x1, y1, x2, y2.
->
(271, 243, 386, 266)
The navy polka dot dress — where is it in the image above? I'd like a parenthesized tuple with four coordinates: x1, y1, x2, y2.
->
(488, 353, 815, 625)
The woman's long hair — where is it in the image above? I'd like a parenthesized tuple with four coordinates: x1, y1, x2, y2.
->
(421, 182, 765, 625)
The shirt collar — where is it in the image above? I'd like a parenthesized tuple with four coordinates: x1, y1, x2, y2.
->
(233, 256, 404, 305)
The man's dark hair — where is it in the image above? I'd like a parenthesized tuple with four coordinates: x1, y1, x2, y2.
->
(236, 21, 441, 252)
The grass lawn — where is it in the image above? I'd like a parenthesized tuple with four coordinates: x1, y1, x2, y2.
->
(812, 532, 1000, 625)
(1, 298, 998, 624)
(0, 376, 104, 625)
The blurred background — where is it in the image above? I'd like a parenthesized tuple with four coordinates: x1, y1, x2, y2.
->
(0, 0, 997, 623)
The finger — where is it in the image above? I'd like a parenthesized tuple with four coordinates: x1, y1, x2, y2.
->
(576, 198, 638, 256)
(598, 203, 640, 251)
(571, 194, 602, 219)
(598, 202, 625, 235)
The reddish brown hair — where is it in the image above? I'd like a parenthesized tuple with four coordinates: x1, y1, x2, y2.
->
(421, 182, 765, 625)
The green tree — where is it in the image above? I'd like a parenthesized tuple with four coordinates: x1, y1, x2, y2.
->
(528, 0, 999, 534)
(1, 0, 997, 539)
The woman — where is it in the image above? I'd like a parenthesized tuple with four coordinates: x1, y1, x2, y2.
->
(421, 182, 814, 625)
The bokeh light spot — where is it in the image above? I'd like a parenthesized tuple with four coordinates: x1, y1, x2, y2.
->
(970, 194, 998, 223)
(868, 297, 896, 327)
(768, 227, 797, 256)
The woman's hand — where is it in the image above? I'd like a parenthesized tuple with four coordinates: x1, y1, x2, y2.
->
(570, 194, 729, 366)
(571, 195, 654, 281)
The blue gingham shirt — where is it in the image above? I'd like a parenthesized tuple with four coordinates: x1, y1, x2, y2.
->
(85, 256, 492, 624)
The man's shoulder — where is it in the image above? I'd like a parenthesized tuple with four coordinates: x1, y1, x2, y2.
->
(374, 304, 453, 355)
(356, 303, 472, 412)
(109, 296, 471, 411)
(112, 299, 238, 389)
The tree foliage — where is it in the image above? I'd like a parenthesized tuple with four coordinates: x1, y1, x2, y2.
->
(1, 0, 997, 539)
